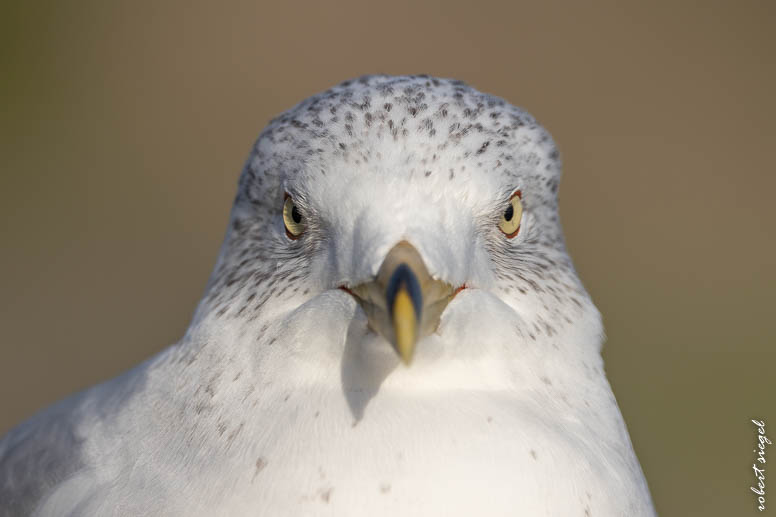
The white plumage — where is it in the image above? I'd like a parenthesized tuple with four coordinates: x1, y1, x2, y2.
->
(0, 75, 656, 516)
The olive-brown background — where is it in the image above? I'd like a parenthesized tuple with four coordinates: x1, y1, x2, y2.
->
(1, 1, 774, 515)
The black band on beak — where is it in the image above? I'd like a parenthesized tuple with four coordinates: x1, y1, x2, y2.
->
(385, 263, 423, 320)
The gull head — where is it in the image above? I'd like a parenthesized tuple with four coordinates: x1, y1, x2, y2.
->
(197, 75, 602, 374)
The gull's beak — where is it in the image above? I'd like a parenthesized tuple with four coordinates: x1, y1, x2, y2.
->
(385, 262, 422, 364)
(346, 241, 458, 365)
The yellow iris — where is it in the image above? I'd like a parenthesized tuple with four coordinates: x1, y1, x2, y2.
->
(282, 195, 305, 239)
(499, 191, 523, 238)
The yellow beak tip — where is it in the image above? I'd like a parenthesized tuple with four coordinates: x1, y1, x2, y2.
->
(398, 348, 414, 366)
(392, 288, 418, 366)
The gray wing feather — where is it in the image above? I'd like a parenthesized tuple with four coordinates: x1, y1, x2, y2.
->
(0, 396, 87, 517)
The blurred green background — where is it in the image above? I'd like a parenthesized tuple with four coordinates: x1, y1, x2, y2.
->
(1, 1, 774, 515)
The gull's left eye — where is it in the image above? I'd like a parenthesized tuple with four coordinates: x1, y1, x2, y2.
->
(282, 194, 306, 240)
(499, 190, 523, 238)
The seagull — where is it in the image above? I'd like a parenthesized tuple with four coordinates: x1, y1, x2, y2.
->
(0, 75, 656, 516)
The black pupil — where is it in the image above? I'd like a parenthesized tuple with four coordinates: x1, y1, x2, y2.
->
(291, 205, 302, 224)
(504, 204, 514, 221)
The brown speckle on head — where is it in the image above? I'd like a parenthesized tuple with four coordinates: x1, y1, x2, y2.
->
(251, 457, 267, 483)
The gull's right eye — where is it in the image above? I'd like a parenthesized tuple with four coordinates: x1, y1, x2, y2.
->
(282, 194, 306, 240)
